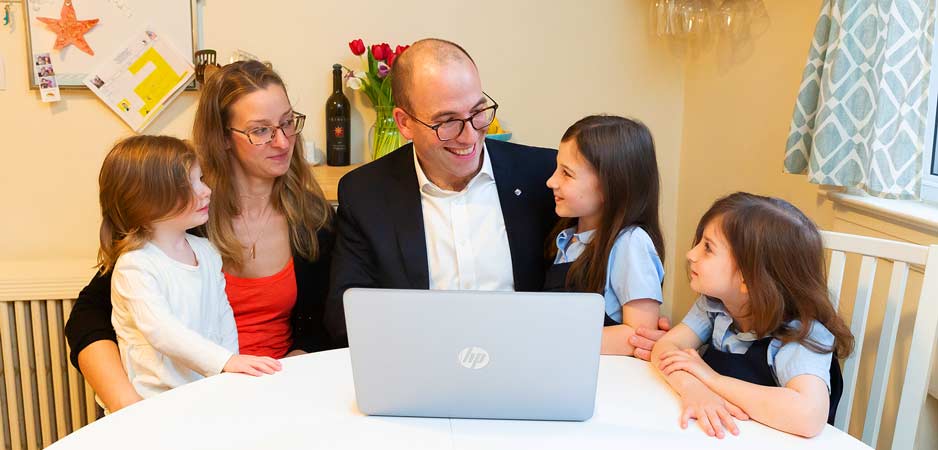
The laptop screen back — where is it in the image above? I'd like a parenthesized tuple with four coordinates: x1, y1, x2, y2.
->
(344, 288, 604, 421)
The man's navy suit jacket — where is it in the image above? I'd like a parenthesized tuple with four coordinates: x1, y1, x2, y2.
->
(324, 139, 558, 343)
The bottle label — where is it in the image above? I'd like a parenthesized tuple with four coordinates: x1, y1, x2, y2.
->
(326, 96, 350, 165)
(327, 116, 348, 141)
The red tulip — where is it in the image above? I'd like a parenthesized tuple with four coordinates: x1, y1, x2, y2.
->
(380, 43, 393, 60)
(348, 39, 365, 56)
(371, 44, 388, 61)
(388, 44, 409, 67)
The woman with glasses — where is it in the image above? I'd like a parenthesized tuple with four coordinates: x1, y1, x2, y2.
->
(65, 60, 337, 412)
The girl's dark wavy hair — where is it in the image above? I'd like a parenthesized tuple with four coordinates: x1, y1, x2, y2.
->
(695, 192, 854, 357)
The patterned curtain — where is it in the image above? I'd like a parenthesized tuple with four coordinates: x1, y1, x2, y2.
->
(785, 0, 937, 199)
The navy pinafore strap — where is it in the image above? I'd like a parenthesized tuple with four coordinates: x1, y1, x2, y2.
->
(543, 262, 618, 327)
(702, 337, 843, 425)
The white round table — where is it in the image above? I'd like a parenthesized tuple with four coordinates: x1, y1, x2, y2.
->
(50, 349, 871, 449)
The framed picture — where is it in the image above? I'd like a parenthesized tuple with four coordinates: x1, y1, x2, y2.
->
(24, 0, 197, 89)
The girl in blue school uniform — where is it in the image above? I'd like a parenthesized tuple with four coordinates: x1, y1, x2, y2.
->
(652, 192, 854, 439)
(544, 115, 665, 356)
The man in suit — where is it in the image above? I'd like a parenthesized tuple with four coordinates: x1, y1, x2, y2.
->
(325, 39, 669, 356)
(325, 39, 556, 342)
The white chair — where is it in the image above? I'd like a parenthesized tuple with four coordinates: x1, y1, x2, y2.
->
(821, 230, 938, 449)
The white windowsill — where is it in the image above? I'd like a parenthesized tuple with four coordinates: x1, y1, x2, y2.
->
(825, 189, 938, 232)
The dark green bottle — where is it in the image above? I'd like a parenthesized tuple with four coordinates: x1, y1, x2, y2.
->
(326, 64, 351, 166)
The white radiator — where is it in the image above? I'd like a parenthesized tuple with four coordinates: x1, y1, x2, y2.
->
(0, 260, 100, 450)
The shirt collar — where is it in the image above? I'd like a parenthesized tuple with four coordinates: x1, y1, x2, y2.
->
(413, 141, 494, 196)
(555, 226, 595, 250)
(697, 295, 760, 341)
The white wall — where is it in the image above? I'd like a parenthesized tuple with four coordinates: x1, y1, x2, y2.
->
(2, 0, 935, 446)
(0, 2, 685, 308)
(673, 0, 830, 319)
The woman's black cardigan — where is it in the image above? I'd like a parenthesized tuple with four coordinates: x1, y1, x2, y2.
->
(64, 227, 342, 371)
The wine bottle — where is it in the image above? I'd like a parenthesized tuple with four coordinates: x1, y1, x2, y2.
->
(326, 64, 351, 166)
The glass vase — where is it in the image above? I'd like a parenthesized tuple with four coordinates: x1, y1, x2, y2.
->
(369, 105, 406, 160)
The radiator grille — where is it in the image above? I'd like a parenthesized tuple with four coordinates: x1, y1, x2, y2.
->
(0, 299, 100, 450)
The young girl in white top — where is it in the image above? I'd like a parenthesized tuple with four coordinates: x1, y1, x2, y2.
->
(97, 135, 281, 400)
(544, 115, 665, 355)
(652, 192, 853, 438)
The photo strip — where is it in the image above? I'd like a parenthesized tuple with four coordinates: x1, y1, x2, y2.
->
(34, 52, 60, 102)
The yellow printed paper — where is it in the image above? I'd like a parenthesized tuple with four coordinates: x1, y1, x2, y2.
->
(84, 27, 193, 132)
(128, 47, 187, 117)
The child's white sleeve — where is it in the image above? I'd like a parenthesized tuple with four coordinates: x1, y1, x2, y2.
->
(112, 257, 234, 377)
(217, 272, 239, 355)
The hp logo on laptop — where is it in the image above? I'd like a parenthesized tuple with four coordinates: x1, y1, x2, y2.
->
(458, 347, 490, 369)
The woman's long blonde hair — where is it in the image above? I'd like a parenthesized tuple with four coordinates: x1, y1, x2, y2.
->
(193, 60, 332, 269)
(97, 135, 198, 273)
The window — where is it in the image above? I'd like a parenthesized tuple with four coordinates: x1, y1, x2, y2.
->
(923, 18, 938, 204)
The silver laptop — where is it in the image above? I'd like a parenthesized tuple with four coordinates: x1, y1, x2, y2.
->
(344, 288, 604, 421)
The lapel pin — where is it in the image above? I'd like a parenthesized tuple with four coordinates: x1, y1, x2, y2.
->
(514, 188, 522, 196)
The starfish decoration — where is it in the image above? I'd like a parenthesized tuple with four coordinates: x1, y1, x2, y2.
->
(36, 1, 100, 56)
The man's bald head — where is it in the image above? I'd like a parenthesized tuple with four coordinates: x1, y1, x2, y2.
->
(391, 38, 477, 113)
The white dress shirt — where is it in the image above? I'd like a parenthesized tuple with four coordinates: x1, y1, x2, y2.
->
(413, 144, 515, 290)
(110, 234, 238, 399)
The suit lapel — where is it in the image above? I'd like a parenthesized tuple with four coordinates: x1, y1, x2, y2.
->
(386, 145, 430, 289)
(487, 140, 534, 290)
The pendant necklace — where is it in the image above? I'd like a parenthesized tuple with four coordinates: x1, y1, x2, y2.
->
(240, 198, 272, 260)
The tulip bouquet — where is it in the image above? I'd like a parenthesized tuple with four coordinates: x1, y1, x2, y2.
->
(345, 39, 410, 159)
(345, 39, 409, 109)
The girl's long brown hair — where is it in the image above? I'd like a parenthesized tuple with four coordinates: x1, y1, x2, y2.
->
(97, 135, 198, 273)
(193, 60, 332, 269)
(547, 115, 665, 294)
(694, 192, 854, 357)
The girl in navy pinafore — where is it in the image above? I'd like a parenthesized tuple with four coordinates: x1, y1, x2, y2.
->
(651, 193, 853, 439)
(543, 115, 665, 356)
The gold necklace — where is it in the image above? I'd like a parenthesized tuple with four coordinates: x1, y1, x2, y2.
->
(239, 200, 272, 260)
